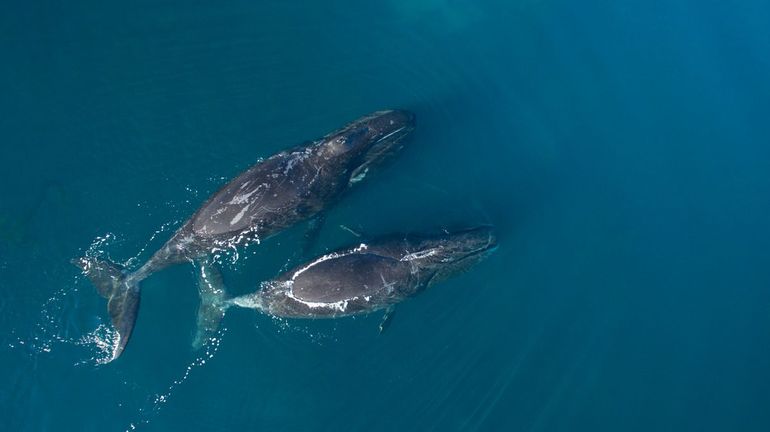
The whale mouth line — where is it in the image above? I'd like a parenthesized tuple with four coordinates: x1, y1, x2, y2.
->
(464, 235, 499, 259)
(440, 232, 498, 264)
(453, 243, 498, 266)
(348, 124, 412, 185)
(374, 125, 407, 145)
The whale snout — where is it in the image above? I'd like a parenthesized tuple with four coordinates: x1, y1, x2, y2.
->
(449, 226, 498, 257)
(362, 109, 415, 144)
(403, 226, 498, 287)
(378, 109, 415, 128)
(336, 109, 415, 182)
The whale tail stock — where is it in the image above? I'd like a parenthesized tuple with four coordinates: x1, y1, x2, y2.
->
(192, 259, 230, 350)
(73, 257, 140, 362)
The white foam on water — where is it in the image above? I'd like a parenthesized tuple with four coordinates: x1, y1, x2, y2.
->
(74, 323, 121, 366)
(125, 220, 180, 267)
(207, 222, 266, 268)
(84, 232, 117, 260)
(125, 327, 228, 432)
(269, 315, 336, 346)
(17, 231, 150, 366)
(13, 280, 120, 367)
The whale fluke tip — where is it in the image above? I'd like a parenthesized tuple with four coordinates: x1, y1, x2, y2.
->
(74, 256, 140, 361)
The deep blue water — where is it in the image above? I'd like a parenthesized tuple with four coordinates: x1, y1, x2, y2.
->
(2, 1, 770, 431)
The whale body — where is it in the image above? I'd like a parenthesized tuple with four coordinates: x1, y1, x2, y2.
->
(194, 227, 497, 344)
(75, 110, 415, 360)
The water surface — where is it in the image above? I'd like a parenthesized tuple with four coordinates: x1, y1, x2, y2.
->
(2, 1, 770, 431)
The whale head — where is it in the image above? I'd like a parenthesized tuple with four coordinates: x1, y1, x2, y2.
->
(317, 110, 415, 184)
(399, 226, 498, 288)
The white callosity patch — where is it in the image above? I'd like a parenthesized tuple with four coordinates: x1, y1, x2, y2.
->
(400, 247, 441, 262)
(399, 246, 442, 275)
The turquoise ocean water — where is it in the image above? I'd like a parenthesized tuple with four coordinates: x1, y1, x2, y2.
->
(2, 1, 770, 431)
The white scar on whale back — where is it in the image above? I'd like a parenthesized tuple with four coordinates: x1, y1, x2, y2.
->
(229, 204, 251, 226)
(228, 187, 260, 205)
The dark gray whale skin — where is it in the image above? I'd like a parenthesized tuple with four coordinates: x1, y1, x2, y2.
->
(75, 110, 415, 361)
(247, 226, 498, 318)
(135, 109, 415, 277)
(192, 227, 497, 346)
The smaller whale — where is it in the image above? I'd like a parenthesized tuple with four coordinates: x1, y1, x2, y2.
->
(193, 226, 498, 346)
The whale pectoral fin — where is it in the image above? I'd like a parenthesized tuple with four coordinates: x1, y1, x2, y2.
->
(301, 213, 326, 256)
(193, 259, 229, 350)
(378, 306, 396, 335)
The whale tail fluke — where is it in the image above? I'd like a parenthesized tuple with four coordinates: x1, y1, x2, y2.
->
(73, 257, 140, 362)
(193, 260, 230, 350)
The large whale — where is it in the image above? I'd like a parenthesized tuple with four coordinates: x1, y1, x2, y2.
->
(193, 226, 497, 345)
(75, 110, 415, 360)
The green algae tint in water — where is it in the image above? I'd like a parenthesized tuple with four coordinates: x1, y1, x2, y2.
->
(2, 1, 770, 431)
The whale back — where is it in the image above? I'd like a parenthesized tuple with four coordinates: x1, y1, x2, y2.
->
(290, 253, 411, 303)
(190, 150, 325, 237)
